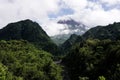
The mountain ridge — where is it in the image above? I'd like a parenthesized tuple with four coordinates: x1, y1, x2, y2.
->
(0, 19, 59, 55)
(61, 22, 120, 53)
(51, 19, 88, 45)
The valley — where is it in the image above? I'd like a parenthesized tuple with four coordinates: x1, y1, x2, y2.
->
(0, 20, 120, 80)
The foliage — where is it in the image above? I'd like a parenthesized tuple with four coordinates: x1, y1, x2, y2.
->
(81, 22, 120, 41)
(61, 34, 79, 54)
(79, 76, 89, 80)
(0, 63, 24, 80)
(61, 22, 120, 54)
(0, 63, 6, 80)
(63, 39, 120, 80)
(98, 76, 106, 80)
(0, 40, 62, 80)
(0, 19, 59, 55)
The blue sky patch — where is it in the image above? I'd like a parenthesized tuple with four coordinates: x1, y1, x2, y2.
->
(48, 8, 74, 18)
(102, 3, 120, 11)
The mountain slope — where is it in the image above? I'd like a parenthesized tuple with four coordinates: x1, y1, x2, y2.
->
(60, 22, 120, 80)
(60, 34, 78, 53)
(51, 19, 87, 45)
(61, 22, 120, 54)
(82, 22, 120, 40)
(0, 19, 59, 55)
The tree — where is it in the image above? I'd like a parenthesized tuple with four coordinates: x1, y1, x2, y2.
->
(98, 76, 106, 80)
(0, 63, 6, 80)
(0, 40, 63, 80)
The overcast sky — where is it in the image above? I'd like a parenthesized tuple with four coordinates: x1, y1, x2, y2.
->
(0, 0, 120, 36)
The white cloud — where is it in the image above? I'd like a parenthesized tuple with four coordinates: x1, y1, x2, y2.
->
(62, 0, 88, 12)
(81, 9, 120, 27)
(0, 0, 120, 36)
(0, 0, 60, 27)
(99, 0, 120, 6)
(42, 20, 66, 36)
(60, 0, 120, 28)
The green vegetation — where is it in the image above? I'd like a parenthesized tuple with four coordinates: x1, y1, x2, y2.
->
(0, 20, 120, 80)
(63, 39, 120, 80)
(61, 22, 120, 80)
(98, 76, 106, 80)
(0, 40, 62, 80)
(62, 22, 120, 53)
(82, 22, 120, 40)
(0, 19, 59, 55)
(61, 34, 78, 54)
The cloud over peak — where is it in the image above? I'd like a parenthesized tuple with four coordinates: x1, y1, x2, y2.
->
(0, 0, 120, 36)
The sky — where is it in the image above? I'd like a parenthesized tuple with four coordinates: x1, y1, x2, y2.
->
(0, 0, 120, 36)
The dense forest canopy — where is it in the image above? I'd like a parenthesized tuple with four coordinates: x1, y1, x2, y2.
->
(63, 39, 120, 80)
(0, 40, 62, 80)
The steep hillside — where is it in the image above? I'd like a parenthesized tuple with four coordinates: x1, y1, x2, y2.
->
(0, 19, 59, 55)
(60, 34, 78, 54)
(82, 22, 120, 40)
(61, 22, 120, 53)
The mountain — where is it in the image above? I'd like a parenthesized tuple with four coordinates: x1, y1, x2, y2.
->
(51, 34, 71, 46)
(60, 34, 78, 53)
(82, 22, 120, 40)
(0, 19, 59, 55)
(62, 22, 120, 80)
(61, 22, 120, 54)
(51, 18, 88, 45)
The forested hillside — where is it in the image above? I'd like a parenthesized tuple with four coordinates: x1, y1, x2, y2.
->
(0, 20, 59, 55)
(82, 22, 120, 40)
(60, 34, 78, 54)
(61, 22, 120, 54)
(0, 40, 62, 80)
(63, 39, 120, 80)
(61, 22, 120, 80)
